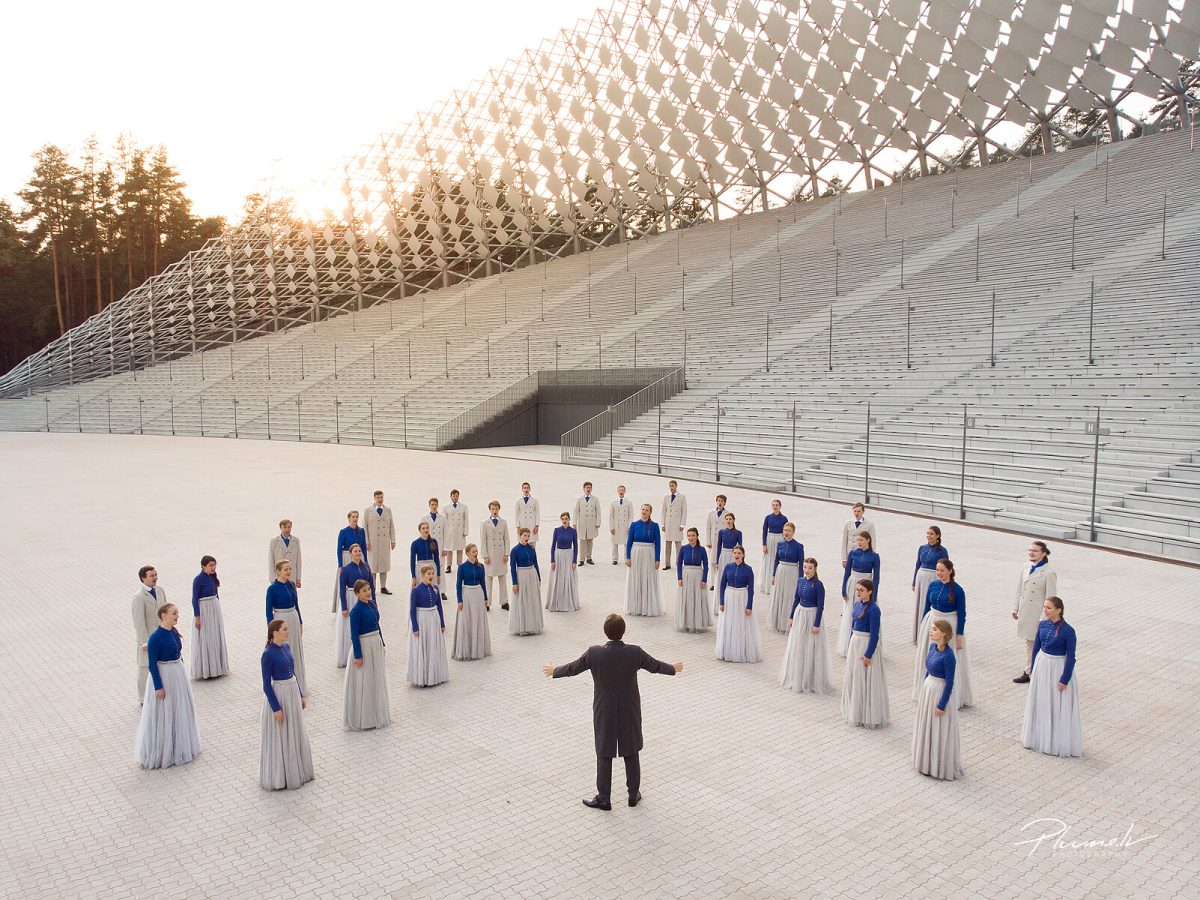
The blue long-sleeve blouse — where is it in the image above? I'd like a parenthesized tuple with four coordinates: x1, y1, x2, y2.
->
(410, 536, 440, 577)
(677, 543, 709, 581)
(146, 626, 183, 691)
(842, 548, 881, 599)
(626, 519, 662, 561)
(349, 599, 381, 660)
(509, 543, 540, 582)
(266, 579, 301, 624)
(410, 582, 446, 631)
(715, 527, 743, 554)
(261, 642, 297, 711)
(923, 580, 966, 634)
(339, 561, 375, 610)
(337, 526, 368, 566)
(762, 512, 787, 544)
(719, 562, 755, 608)
(912, 542, 949, 586)
(191, 571, 219, 617)
(924, 643, 957, 711)
(456, 561, 488, 603)
(772, 538, 804, 574)
(550, 526, 578, 563)
(790, 576, 825, 627)
(851, 599, 881, 659)
(1032, 619, 1078, 685)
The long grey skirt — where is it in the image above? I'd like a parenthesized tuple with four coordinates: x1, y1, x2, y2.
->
(1020, 653, 1083, 758)
(406, 606, 450, 686)
(625, 543, 662, 616)
(768, 561, 800, 634)
(259, 676, 315, 790)
(675, 565, 711, 632)
(912, 675, 964, 780)
(334, 605, 352, 668)
(842, 631, 890, 728)
(837, 571, 871, 658)
(759, 532, 782, 590)
(545, 548, 581, 611)
(453, 584, 492, 660)
(271, 607, 307, 696)
(135, 660, 201, 769)
(912, 568, 937, 643)
(911, 609, 974, 709)
(778, 605, 832, 694)
(343, 631, 390, 731)
(712, 547, 734, 607)
(715, 586, 763, 663)
(191, 597, 229, 679)
(509, 565, 544, 635)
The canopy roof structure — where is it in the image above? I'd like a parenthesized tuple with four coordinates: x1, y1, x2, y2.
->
(3, 0, 1197, 396)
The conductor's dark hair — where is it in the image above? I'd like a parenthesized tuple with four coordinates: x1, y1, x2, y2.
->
(603, 613, 626, 641)
(1032, 540, 1051, 557)
(138, 565, 156, 582)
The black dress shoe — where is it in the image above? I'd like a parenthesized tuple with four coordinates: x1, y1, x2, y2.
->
(587, 558, 594, 565)
(1013, 672, 1030, 684)
(380, 587, 392, 595)
(662, 564, 671, 571)
(628, 792, 642, 807)
(612, 560, 618, 565)
(445, 566, 452, 574)
(582, 796, 612, 811)
(501, 603, 510, 610)
(440, 592, 447, 601)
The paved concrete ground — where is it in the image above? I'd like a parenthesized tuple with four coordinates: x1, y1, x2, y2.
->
(0, 433, 1194, 899)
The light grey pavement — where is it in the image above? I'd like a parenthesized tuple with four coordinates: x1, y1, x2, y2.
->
(0, 433, 1194, 899)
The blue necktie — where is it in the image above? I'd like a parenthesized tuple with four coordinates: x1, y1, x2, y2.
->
(149, 587, 157, 600)
(431, 512, 437, 520)
(620, 499, 623, 504)
(492, 518, 498, 525)
(282, 535, 289, 546)
(524, 497, 529, 504)
(855, 520, 861, 529)
(377, 507, 383, 516)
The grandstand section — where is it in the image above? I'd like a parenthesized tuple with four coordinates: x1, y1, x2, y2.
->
(2, 129, 1198, 561)
(1, 0, 1197, 561)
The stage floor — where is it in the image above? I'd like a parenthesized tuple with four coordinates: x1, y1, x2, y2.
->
(0, 433, 1193, 898)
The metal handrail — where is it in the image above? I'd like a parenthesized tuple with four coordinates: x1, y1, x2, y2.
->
(433, 371, 539, 449)
(560, 366, 685, 465)
(432, 367, 677, 450)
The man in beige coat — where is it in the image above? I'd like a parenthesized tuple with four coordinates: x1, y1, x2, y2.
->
(1012, 540, 1057, 683)
(267, 519, 302, 588)
(480, 500, 511, 607)
(364, 490, 396, 594)
(132, 565, 163, 703)
(839, 502, 878, 569)
(609, 485, 633, 565)
(660, 480, 687, 569)
(573, 481, 602, 565)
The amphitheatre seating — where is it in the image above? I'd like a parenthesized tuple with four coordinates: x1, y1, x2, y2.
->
(1, 129, 1198, 560)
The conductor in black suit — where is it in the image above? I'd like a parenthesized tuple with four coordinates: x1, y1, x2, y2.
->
(542, 613, 682, 810)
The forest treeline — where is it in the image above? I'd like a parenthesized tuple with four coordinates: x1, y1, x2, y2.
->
(0, 137, 225, 373)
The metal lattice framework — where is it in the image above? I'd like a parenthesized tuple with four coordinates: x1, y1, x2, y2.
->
(3, 0, 1197, 397)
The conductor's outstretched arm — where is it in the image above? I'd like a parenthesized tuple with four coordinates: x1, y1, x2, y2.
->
(545, 651, 590, 678)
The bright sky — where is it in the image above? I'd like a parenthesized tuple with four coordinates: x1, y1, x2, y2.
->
(2, 0, 606, 221)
